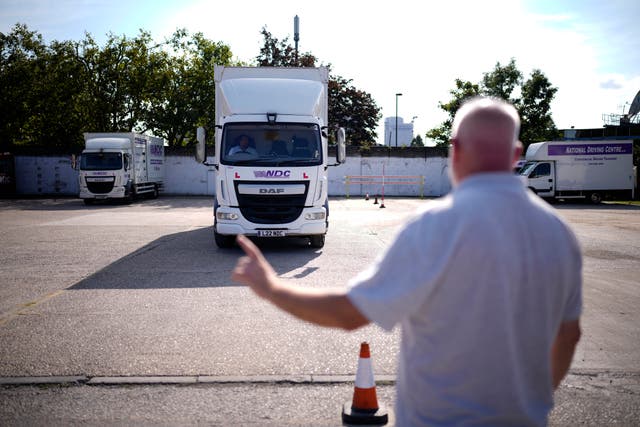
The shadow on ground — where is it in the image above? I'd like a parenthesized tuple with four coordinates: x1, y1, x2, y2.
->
(70, 226, 323, 290)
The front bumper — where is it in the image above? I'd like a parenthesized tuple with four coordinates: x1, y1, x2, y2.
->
(215, 206, 327, 236)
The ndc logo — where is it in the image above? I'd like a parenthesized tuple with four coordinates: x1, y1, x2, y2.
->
(259, 188, 285, 194)
(254, 170, 291, 178)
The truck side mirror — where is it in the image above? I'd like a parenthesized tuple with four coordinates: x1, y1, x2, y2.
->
(336, 127, 346, 164)
(196, 127, 206, 163)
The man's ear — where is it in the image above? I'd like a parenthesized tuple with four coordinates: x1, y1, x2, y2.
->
(514, 140, 523, 161)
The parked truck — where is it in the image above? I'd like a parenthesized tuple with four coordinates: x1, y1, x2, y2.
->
(79, 133, 165, 204)
(195, 66, 346, 248)
(520, 140, 634, 203)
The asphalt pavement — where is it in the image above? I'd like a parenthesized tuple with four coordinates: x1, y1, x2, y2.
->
(0, 197, 639, 426)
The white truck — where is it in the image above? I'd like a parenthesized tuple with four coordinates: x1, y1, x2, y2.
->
(520, 140, 634, 203)
(79, 133, 165, 204)
(195, 66, 346, 248)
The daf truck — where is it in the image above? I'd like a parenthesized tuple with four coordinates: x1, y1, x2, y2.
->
(520, 140, 634, 203)
(79, 133, 165, 204)
(195, 66, 346, 248)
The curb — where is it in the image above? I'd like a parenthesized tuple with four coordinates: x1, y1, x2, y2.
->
(0, 375, 397, 386)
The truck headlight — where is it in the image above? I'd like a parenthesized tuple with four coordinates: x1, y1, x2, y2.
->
(304, 212, 326, 220)
(216, 212, 238, 220)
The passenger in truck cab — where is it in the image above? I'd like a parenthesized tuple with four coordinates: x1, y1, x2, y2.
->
(228, 135, 257, 155)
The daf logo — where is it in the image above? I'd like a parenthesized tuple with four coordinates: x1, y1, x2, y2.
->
(259, 188, 285, 194)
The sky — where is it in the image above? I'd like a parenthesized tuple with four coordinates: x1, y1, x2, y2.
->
(2, 0, 639, 145)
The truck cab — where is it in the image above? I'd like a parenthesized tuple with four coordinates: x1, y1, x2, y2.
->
(519, 160, 555, 198)
(79, 138, 133, 203)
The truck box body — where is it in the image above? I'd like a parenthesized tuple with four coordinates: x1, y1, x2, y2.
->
(520, 140, 634, 202)
(79, 133, 165, 203)
(207, 66, 339, 248)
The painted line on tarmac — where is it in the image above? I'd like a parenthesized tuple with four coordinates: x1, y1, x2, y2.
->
(0, 375, 397, 386)
(0, 290, 65, 328)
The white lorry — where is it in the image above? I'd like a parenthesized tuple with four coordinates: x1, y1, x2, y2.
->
(520, 140, 634, 203)
(79, 133, 165, 204)
(195, 66, 346, 248)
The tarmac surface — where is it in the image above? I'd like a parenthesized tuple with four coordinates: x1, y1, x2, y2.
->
(0, 196, 639, 425)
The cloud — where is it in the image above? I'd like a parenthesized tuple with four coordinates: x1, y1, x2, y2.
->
(600, 79, 623, 90)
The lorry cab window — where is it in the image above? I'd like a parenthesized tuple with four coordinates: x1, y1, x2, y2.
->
(532, 163, 551, 178)
(221, 123, 322, 166)
(80, 152, 122, 171)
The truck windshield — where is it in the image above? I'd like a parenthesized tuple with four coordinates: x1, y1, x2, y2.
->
(221, 123, 322, 166)
(519, 162, 537, 176)
(80, 153, 123, 171)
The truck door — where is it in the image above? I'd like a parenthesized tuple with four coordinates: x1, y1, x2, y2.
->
(528, 162, 555, 197)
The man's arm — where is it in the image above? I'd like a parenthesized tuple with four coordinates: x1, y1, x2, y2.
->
(551, 319, 581, 389)
(231, 235, 370, 331)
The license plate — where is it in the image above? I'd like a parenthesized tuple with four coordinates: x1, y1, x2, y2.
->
(257, 230, 286, 237)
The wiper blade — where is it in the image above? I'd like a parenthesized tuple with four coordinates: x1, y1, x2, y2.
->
(276, 159, 317, 165)
(229, 159, 258, 165)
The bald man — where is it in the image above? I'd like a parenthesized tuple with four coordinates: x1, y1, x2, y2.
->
(232, 97, 582, 426)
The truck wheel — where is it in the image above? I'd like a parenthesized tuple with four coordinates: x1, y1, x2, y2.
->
(214, 231, 235, 248)
(151, 185, 159, 199)
(589, 192, 602, 204)
(309, 234, 325, 249)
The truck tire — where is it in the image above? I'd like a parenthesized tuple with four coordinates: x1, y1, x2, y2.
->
(309, 234, 325, 249)
(214, 231, 235, 248)
(589, 192, 602, 204)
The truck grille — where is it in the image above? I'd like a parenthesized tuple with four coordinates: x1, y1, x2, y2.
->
(234, 181, 309, 224)
(86, 180, 115, 194)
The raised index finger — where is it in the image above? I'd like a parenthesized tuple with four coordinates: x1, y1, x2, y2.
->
(236, 234, 261, 260)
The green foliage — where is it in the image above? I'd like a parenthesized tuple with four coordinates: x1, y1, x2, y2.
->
(411, 134, 424, 147)
(426, 79, 479, 147)
(1, 23, 381, 151)
(144, 29, 232, 146)
(256, 27, 317, 67)
(0, 24, 233, 151)
(427, 59, 558, 151)
(255, 27, 381, 147)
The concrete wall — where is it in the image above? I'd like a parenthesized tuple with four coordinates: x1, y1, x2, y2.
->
(15, 156, 79, 196)
(13, 153, 451, 197)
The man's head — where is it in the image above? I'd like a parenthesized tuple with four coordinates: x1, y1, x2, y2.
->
(449, 97, 522, 186)
(238, 135, 250, 149)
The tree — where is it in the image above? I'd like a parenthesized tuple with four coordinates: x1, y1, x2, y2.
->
(519, 69, 558, 144)
(0, 24, 234, 150)
(0, 24, 88, 151)
(0, 24, 46, 150)
(255, 27, 381, 146)
(425, 79, 479, 146)
(75, 30, 167, 134)
(427, 59, 558, 150)
(145, 29, 233, 146)
(256, 27, 317, 67)
(411, 134, 425, 147)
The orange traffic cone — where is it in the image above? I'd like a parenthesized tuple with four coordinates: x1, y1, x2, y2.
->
(373, 195, 378, 204)
(342, 342, 388, 425)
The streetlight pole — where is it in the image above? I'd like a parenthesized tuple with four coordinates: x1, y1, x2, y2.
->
(395, 93, 403, 147)
(294, 15, 299, 66)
